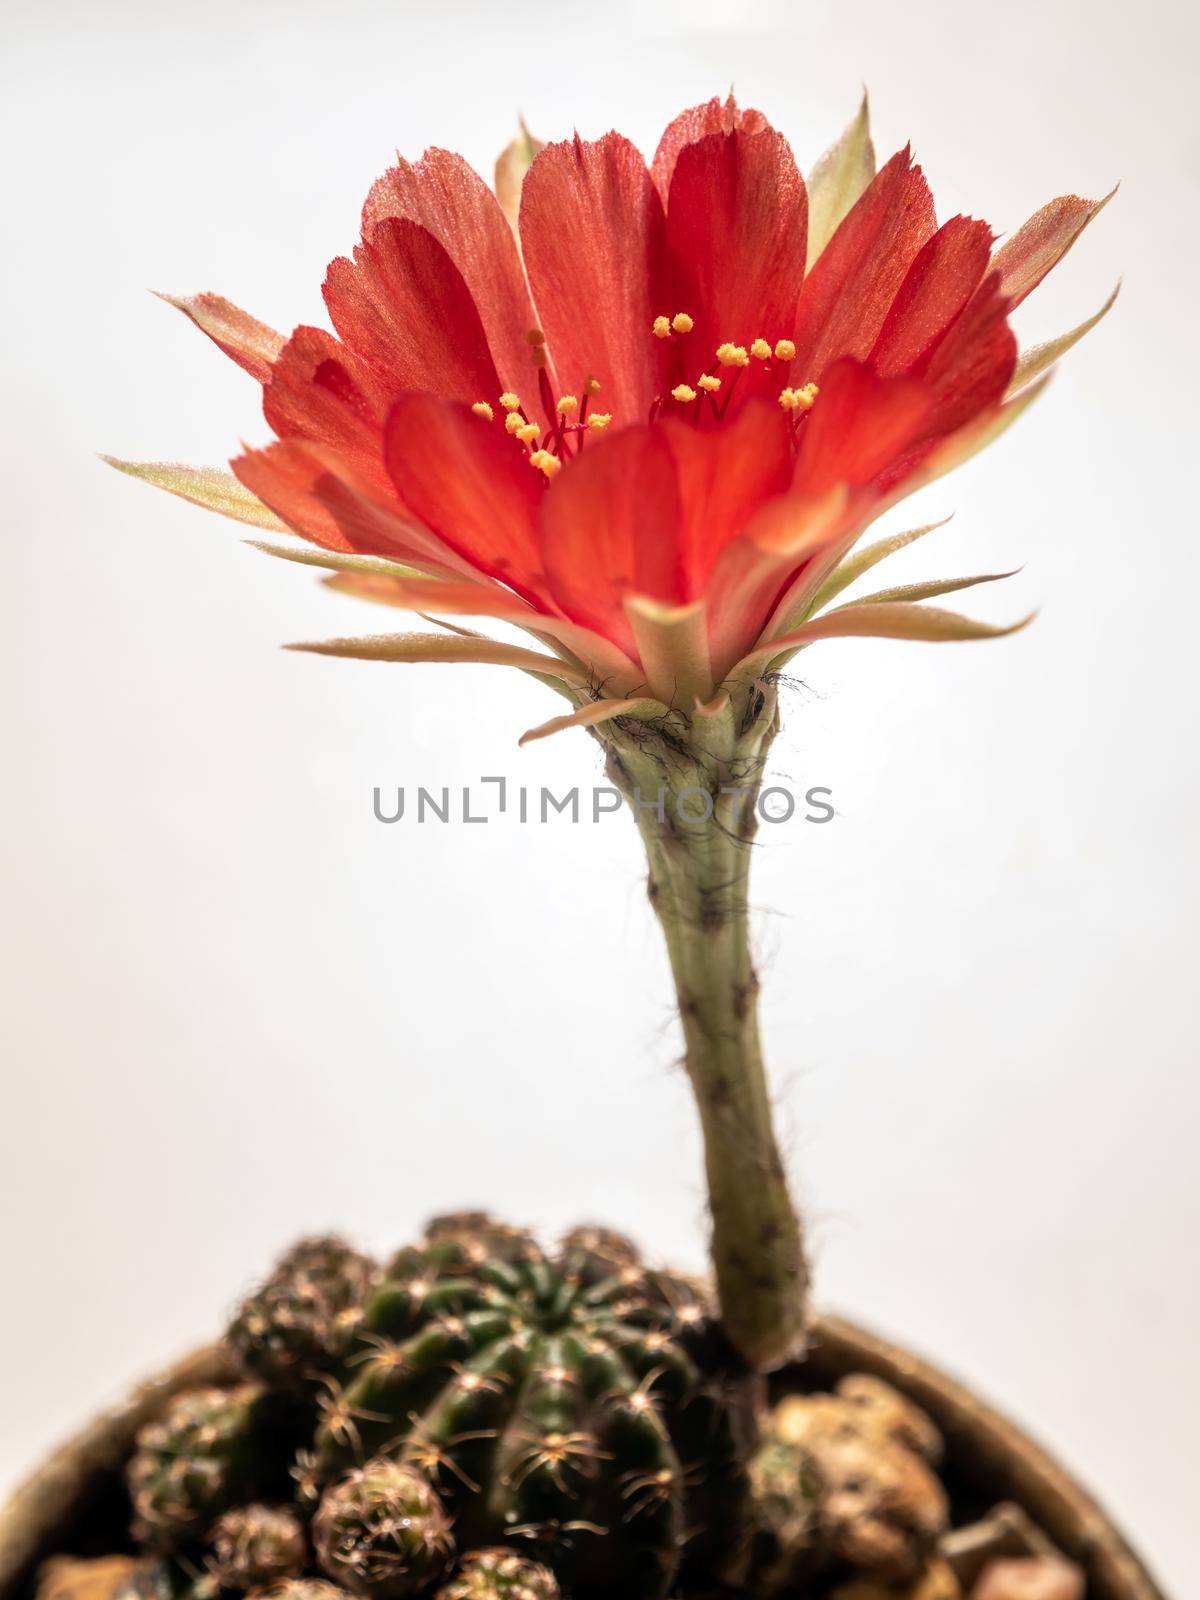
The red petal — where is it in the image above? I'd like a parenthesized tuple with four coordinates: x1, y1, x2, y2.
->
(363, 149, 543, 408)
(159, 292, 284, 383)
(650, 94, 768, 202)
(263, 326, 392, 493)
(520, 134, 670, 427)
(666, 128, 808, 384)
(790, 148, 936, 383)
(233, 439, 434, 562)
(705, 487, 855, 676)
(990, 192, 1110, 308)
(792, 357, 934, 496)
(539, 426, 683, 655)
(921, 275, 1017, 438)
(659, 398, 792, 589)
(383, 394, 545, 603)
(870, 215, 994, 377)
(324, 218, 499, 407)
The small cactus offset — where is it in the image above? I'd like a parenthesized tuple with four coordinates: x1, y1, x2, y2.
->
(750, 1375, 950, 1591)
(127, 1386, 278, 1546)
(228, 1237, 381, 1388)
(313, 1461, 455, 1599)
(257, 1586, 352, 1600)
(434, 1550, 559, 1600)
(209, 1504, 308, 1588)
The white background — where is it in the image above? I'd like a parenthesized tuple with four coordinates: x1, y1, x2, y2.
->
(1, 0, 1196, 1591)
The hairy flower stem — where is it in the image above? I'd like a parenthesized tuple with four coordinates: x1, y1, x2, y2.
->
(599, 684, 809, 1370)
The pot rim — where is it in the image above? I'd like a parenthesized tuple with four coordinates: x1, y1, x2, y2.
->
(0, 1314, 1168, 1600)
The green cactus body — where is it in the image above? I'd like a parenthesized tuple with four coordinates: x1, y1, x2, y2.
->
(127, 1387, 274, 1547)
(311, 1220, 752, 1599)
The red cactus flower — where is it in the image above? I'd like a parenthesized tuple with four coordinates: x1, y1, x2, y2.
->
(111, 94, 1113, 742)
(109, 95, 1116, 1367)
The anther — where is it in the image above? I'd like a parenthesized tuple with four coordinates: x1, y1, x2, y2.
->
(529, 450, 561, 478)
(750, 338, 772, 361)
(774, 338, 796, 361)
(471, 401, 495, 421)
(499, 392, 522, 412)
(653, 315, 672, 339)
(671, 312, 694, 334)
(697, 374, 721, 393)
(778, 382, 818, 413)
(716, 343, 749, 367)
(516, 423, 539, 443)
(585, 376, 602, 396)
(505, 413, 525, 434)
(588, 413, 612, 430)
(671, 384, 697, 403)
(556, 395, 579, 416)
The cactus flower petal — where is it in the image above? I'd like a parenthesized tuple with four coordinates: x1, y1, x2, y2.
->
(156, 291, 285, 382)
(115, 99, 1112, 722)
(101, 458, 287, 529)
(1008, 281, 1120, 395)
(494, 118, 544, 234)
(805, 91, 876, 271)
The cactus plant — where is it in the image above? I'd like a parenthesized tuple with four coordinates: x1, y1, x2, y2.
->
(434, 1550, 559, 1600)
(209, 1504, 308, 1588)
(23, 85, 1115, 1600)
(305, 1216, 753, 1597)
(751, 1376, 950, 1591)
(228, 1236, 380, 1389)
(313, 1460, 454, 1599)
(32, 1215, 1093, 1600)
(127, 1387, 279, 1546)
(112, 1215, 754, 1600)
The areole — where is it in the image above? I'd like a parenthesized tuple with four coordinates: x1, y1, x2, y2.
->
(0, 1316, 1166, 1600)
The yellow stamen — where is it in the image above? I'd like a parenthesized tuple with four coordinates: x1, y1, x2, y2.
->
(774, 338, 796, 362)
(525, 328, 546, 346)
(697, 374, 721, 392)
(588, 413, 612, 430)
(556, 394, 579, 416)
(671, 384, 697, 403)
(471, 401, 495, 422)
(671, 312, 694, 334)
(516, 422, 539, 443)
(716, 342, 749, 367)
(585, 376, 602, 396)
(653, 315, 672, 339)
(778, 381, 819, 413)
(504, 412, 525, 434)
(529, 449, 561, 477)
(498, 392, 521, 411)
(750, 337, 772, 361)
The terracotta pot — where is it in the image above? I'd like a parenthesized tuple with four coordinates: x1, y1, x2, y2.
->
(0, 1315, 1166, 1600)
